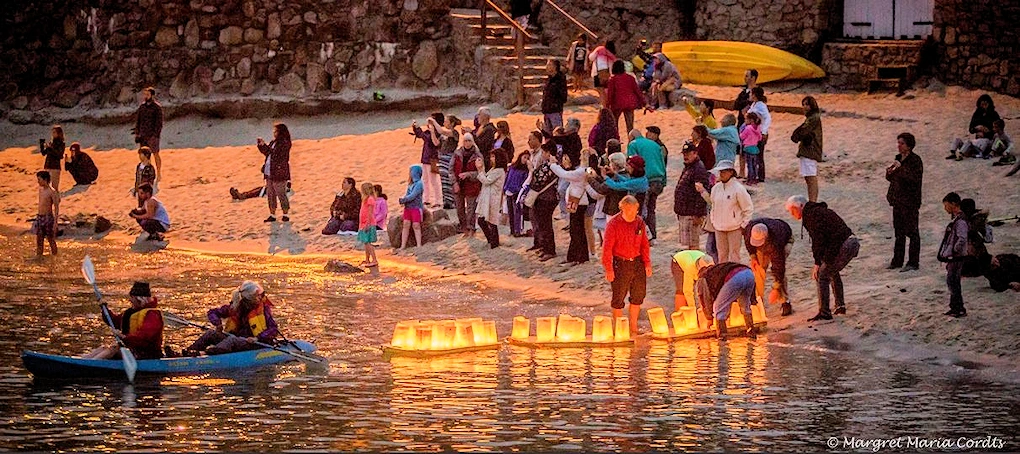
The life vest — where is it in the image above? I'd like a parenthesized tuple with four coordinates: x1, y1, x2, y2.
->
(224, 301, 271, 336)
(121, 307, 160, 336)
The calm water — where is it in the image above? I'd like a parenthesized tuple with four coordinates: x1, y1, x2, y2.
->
(0, 234, 1017, 452)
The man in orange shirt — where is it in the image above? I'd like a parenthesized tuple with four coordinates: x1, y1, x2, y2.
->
(601, 195, 651, 336)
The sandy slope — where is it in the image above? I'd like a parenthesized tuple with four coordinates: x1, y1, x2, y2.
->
(1, 84, 1018, 375)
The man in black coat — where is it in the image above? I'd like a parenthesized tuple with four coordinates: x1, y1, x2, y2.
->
(673, 142, 710, 251)
(541, 59, 568, 133)
(885, 132, 923, 271)
(786, 196, 859, 321)
(134, 87, 164, 181)
(744, 217, 794, 316)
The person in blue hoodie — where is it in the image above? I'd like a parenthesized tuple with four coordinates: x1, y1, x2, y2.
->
(708, 114, 740, 165)
(604, 155, 650, 215)
(398, 164, 425, 249)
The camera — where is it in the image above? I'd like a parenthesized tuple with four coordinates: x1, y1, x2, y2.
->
(39, 139, 45, 148)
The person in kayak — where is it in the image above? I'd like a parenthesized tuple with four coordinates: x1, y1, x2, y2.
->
(183, 281, 279, 356)
(82, 282, 164, 360)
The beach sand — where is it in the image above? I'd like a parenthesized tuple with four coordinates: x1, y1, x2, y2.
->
(2, 83, 1018, 379)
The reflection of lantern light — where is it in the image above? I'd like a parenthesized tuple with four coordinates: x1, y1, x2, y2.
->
(483, 321, 498, 345)
(592, 316, 613, 342)
(511, 316, 530, 340)
(391, 321, 413, 347)
(647, 307, 669, 335)
(536, 317, 556, 342)
(454, 320, 475, 348)
(614, 317, 630, 341)
(415, 321, 434, 349)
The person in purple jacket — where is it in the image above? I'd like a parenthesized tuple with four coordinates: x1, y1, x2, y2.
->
(183, 281, 280, 356)
(504, 150, 531, 236)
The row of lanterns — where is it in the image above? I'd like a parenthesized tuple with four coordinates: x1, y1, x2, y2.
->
(390, 318, 499, 351)
(510, 315, 631, 343)
(646, 304, 769, 337)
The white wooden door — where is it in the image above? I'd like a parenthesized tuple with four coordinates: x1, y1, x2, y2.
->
(843, 0, 895, 39)
(894, 0, 934, 38)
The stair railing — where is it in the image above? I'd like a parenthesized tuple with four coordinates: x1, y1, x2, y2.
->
(479, 0, 535, 106)
(543, 0, 598, 41)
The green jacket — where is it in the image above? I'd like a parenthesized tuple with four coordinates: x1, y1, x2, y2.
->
(792, 113, 823, 162)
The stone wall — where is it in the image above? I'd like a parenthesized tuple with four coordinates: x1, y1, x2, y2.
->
(821, 42, 923, 90)
(694, 0, 839, 59)
(533, 0, 687, 59)
(930, 0, 1019, 96)
(0, 0, 470, 111)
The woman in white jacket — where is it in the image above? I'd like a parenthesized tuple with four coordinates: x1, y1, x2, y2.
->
(550, 148, 593, 265)
(476, 149, 507, 248)
(696, 160, 753, 263)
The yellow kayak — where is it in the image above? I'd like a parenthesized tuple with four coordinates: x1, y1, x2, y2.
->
(662, 41, 825, 80)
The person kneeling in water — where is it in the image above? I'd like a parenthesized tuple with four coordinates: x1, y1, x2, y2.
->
(83, 282, 164, 360)
(183, 281, 279, 355)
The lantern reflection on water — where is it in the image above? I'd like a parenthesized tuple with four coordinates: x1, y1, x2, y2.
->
(535, 317, 556, 342)
(511, 316, 530, 340)
(647, 307, 669, 335)
(386, 317, 500, 357)
(591, 316, 613, 343)
(614, 317, 630, 341)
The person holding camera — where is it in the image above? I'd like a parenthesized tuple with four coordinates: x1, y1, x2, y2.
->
(133, 87, 164, 182)
(40, 125, 65, 192)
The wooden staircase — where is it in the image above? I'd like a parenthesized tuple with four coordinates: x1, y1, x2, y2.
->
(449, 8, 559, 106)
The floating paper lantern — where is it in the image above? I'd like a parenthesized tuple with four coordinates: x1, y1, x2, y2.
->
(469, 318, 486, 345)
(614, 317, 630, 341)
(752, 303, 768, 323)
(511, 316, 531, 340)
(437, 320, 457, 350)
(483, 321, 499, 345)
(592, 316, 613, 343)
(391, 321, 414, 348)
(415, 321, 434, 348)
(556, 315, 584, 342)
(454, 320, 476, 348)
(536, 317, 556, 342)
(647, 307, 669, 335)
(671, 307, 700, 335)
(727, 303, 746, 328)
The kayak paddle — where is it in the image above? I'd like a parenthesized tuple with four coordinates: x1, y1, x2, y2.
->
(81, 255, 138, 383)
(163, 312, 328, 366)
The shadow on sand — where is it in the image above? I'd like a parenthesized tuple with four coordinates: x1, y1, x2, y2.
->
(268, 222, 307, 255)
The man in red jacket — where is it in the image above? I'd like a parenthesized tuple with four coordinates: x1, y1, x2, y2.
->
(83, 282, 164, 360)
(602, 195, 651, 336)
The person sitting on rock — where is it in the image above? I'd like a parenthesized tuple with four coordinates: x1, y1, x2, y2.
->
(322, 177, 361, 235)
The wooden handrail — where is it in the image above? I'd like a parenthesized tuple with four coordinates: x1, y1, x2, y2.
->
(543, 0, 598, 40)
(481, 0, 536, 40)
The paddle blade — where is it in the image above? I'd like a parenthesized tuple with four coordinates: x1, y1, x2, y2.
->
(120, 347, 138, 383)
(81, 255, 96, 285)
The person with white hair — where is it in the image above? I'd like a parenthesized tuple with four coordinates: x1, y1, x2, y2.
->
(786, 195, 859, 321)
(183, 281, 280, 356)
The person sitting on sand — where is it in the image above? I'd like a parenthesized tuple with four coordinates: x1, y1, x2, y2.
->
(129, 183, 170, 242)
(64, 142, 98, 186)
(231, 181, 291, 201)
(322, 177, 361, 235)
(986, 254, 1020, 292)
(694, 261, 759, 340)
(602, 195, 650, 336)
(948, 94, 1000, 160)
(744, 218, 794, 316)
(671, 249, 713, 311)
(34, 171, 60, 258)
(83, 282, 164, 360)
(183, 281, 279, 356)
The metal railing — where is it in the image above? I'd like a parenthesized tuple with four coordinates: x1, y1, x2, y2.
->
(543, 0, 598, 41)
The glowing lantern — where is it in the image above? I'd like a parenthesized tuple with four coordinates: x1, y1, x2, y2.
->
(614, 317, 630, 341)
(752, 303, 768, 324)
(511, 316, 531, 340)
(437, 320, 457, 349)
(647, 307, 669, 335)
(536, 317, 556, 342)
(727, 304, 746, 328)
(556, 315, 583, 342)
(454, 320, 476, 348)
(469, 318, 486, 345)
(483, 321, 499, 345)
(415, 321, 434, 348)
(391, 321, 414, 348)
(592, 316, 613, 343)
(671, 307, 700, 335)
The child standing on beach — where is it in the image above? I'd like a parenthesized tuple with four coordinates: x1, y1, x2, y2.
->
(358, 183, 379, 267)
(398, 165, 425, 249)
(740, 112, 764, 185)
(34, 171, 60, 258)
(133, 146, 156, 204)
(373, 184, 388, 231)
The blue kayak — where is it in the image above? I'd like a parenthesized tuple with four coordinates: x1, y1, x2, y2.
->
(21, 340, 317, 380)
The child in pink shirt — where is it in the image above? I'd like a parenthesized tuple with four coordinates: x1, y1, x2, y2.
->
(357, 183, 379, 267)
(373, 184, 388, 230)
(740, 112, 763, 185)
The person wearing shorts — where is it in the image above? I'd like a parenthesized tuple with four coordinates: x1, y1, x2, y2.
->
(792, 96, 823, 202)
(398, 164, 425, 249)
(601, 195, 650, 336)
